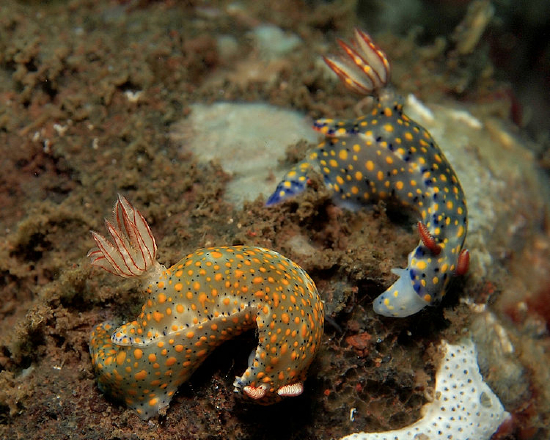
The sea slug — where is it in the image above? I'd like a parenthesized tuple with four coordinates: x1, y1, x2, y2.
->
(267, 29, 470, 317)
(88, 195, 324, 419)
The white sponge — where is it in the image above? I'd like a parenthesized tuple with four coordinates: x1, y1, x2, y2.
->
(340, 339, 510, 440)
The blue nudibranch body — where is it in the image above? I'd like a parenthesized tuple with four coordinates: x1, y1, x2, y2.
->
(267, 29, 469, 317)
(88, 196, 324, 419)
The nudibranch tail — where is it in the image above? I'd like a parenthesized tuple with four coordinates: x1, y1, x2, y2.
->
(265, 160, 312, 206)
(373, 268, 429, 317)
(267, 30, 469, 317)
(323, 28, 390, 95)
(87, 194, 159, 278)
(89, 197, 324, 419)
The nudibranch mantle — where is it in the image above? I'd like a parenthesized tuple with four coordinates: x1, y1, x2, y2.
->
(88, 195, 324, 420)
(266, 29, 469, 317)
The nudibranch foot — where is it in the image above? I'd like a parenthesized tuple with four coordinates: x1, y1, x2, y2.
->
(89, 197, 324, 419)
(373, 268, 430, 318)
(267, 30, 469, 317)
(89, 320, 176, 419)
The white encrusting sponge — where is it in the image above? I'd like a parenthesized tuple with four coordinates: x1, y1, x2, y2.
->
(340, 339, 510, 440)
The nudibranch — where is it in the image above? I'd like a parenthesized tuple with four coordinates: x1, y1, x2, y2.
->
(88, 195, 324, 419)
(266, 29, 469, 317)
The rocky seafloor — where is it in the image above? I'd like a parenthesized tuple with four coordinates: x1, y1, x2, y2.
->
(0, 1, 549, 439)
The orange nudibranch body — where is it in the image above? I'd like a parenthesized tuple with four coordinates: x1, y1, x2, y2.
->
(88, 196, 324, 419)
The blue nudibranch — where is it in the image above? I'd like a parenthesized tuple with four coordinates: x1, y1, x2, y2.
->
(267, 29, 470, 317)
(88, 196, 324, 419)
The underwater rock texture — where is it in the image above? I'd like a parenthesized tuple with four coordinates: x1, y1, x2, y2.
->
(0, 0, 549, 439)
(339, 339, 509, 440)
(171, 102, 317, 208)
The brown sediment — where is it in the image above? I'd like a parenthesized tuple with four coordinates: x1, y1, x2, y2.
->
(0, 0, 549, 439)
